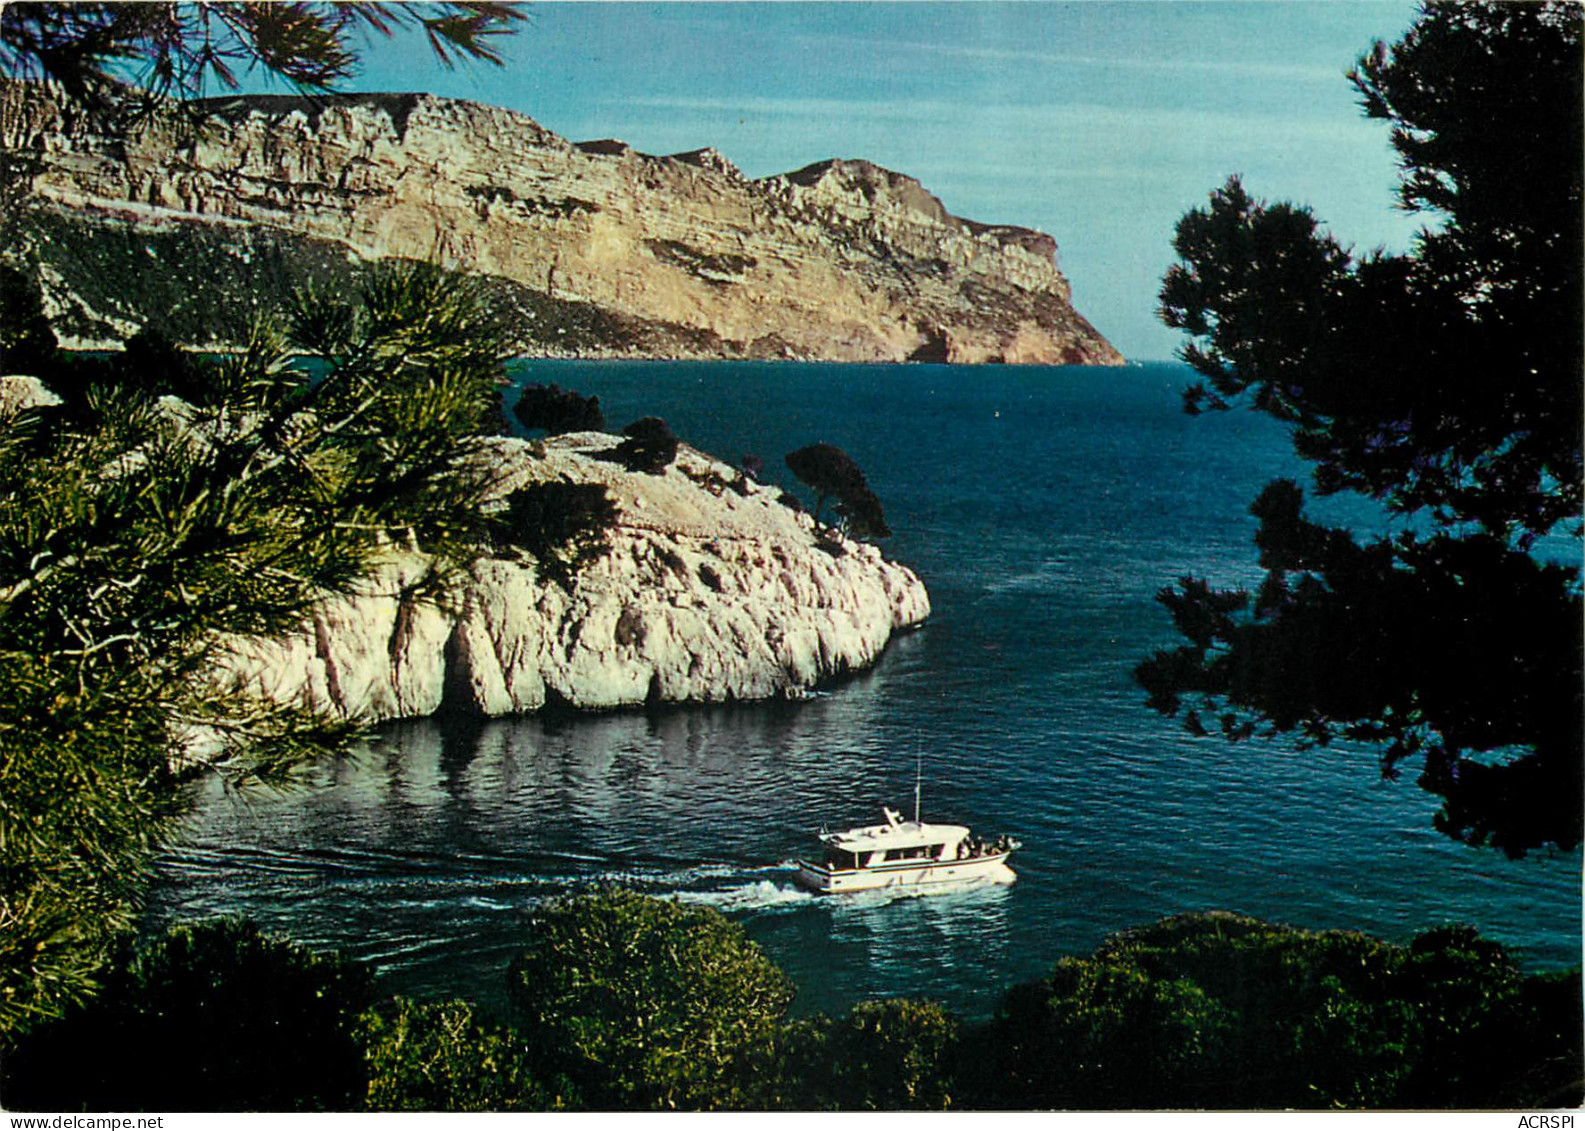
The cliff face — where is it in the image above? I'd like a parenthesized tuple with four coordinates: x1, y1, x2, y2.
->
(210, 433, 930, 725)
(1, 84, 1123, 365)
(0, 369, 929, 732)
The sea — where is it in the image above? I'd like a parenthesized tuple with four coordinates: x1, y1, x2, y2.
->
(144, 360, 1583, 1020)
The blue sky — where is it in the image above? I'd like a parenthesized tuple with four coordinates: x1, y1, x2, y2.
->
(339, 2, 1425, 360)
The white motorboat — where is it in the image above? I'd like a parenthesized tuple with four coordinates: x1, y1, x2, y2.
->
(794, 803, 1020, 894)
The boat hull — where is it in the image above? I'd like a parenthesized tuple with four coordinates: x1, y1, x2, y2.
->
(794, 851, 1016, 894)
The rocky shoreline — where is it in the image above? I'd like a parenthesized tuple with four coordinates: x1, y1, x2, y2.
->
(211, 431, 930, 725)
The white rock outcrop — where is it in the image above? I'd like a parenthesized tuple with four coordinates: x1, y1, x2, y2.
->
(212, 433, 930, 722)
(0, 374, 62, 416)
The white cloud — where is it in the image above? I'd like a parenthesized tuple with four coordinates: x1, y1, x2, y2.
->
(876, 39, 1347, 85)
(606, 94, 1389, 149)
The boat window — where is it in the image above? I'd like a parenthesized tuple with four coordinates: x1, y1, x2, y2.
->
(824, 850, 859, 870)
(883, 846, 930, 861)
(929, 844, 944, 858)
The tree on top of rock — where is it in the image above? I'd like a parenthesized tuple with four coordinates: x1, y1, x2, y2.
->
(837, 487, 891, 540)
(512, 383, 605, 436)
(784, 443, 888, 538)
(614, 416, 679, 474)
(495, 479, 618, 590)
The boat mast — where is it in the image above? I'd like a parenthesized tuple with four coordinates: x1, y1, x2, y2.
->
(914, 752, 922, 824)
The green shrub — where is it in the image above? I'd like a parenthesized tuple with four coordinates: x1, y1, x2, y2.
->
(505, 888, 795, 1110)
(494, 479, 618, 587)
(974, 912, 1583, 1110)
(3, 920, 375, 1112)
(772, 999, 963, 1110)
(512, 382, 604, 435)
(613, 416, 679, 473)
(359, 997, 573, 1111)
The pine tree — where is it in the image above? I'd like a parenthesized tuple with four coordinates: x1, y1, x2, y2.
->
(1137, 2, 1582, 856)
(0, 262, 512, 1034)
(0, 2, 526, 1039)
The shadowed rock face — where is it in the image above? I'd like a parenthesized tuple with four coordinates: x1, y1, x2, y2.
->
(0, 82, 1124, 366)
(211, 433, 931, 724)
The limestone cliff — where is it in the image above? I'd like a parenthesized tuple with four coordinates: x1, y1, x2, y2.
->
(0, 370, 929, 724)
(0, 82, 1123, 365)
(211, 432, 930, 723)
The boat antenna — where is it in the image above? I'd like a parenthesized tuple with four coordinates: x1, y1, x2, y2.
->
(913, 752, 922, 824)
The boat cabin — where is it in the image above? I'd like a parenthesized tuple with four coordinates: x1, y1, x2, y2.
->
(817, 805, 972, 872)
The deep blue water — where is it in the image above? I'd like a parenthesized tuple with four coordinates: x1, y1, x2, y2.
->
(145, 361, 1582, 1019)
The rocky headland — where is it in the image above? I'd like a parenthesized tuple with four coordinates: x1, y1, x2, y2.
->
(0, 374, 929, 724)
(211, 431, 931, 724)
(1, 82, 1122, 366)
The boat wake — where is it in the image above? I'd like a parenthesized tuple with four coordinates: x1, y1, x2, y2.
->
(597, 860, 775, 889)
(677, 878, 817, 914)
(160, 843, 1008, 925)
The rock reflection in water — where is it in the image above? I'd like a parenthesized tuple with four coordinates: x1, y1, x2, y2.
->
(148, 635, 1020, 1016)
(146, 361, 1583, 1020)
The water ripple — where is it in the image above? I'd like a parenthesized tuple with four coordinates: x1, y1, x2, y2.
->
(143, 361, 1583, 1019)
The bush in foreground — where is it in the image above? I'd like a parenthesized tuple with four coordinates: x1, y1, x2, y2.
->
(6, 901, 1576, 1112)
(3, 920, 375, 1112)
(506, 888, 795, 1110)
(0, 261, 512, 1035)
(359, 997, 572, 1111)
(772, 998, 962, 1110)
(976, 912, 1583, 1109)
